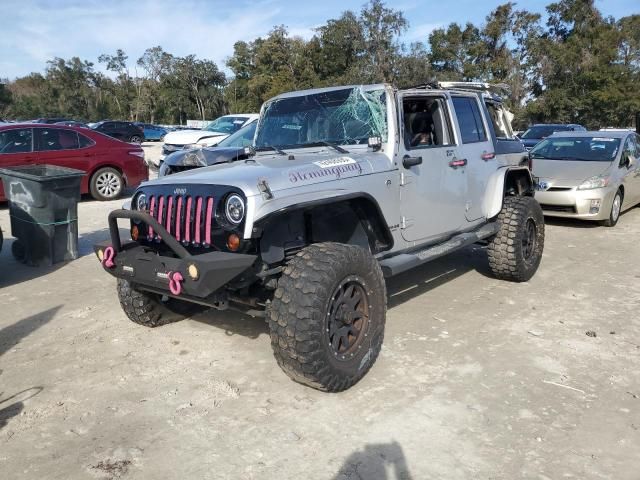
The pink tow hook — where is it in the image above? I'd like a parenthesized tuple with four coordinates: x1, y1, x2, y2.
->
(102, 246, 116, 268)
(168, 271, 184, 296)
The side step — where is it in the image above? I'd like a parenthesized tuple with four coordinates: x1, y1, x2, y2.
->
(378, 222, 499, 277)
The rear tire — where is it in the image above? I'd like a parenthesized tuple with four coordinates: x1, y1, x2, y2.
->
(90, 167, 123, 201)
(602, 189, 622, 227)
(117, 279, 206, 327)
(268, 243, 386, 392)
(130, 135, 142, 144)
(487, 196, 545, 282)
(11, 240, 25, 263)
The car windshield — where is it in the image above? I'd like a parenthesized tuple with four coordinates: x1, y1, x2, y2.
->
(254, 86, 388, 150)
(530, 136, 620, 161)
(217, 121, 256, 148)
(521, 125, 571, 139)
(204, 116, 248, 134)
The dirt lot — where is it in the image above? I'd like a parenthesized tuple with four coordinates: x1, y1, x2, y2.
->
(1, 150, 639, 479)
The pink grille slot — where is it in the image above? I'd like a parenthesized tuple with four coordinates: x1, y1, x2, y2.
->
(156, 196, 164, 239)
(205, 197, 214, 245)
(175, 196, 183, 241)
(166, 196, 173, 234)
(195, 197, 203, 244)
(185, 197, 192, 242)
(148, 196, 156, 238)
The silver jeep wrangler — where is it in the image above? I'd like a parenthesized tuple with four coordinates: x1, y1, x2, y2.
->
(95, 82, 544, 391)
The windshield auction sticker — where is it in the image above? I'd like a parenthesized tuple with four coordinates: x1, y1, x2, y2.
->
(313, 157, 357, 168)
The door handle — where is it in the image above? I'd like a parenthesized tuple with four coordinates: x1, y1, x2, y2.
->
(403, 155, 422, 168)
(449, 158, 467, 169)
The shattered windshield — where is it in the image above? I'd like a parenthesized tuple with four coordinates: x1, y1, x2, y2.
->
(255, 86, 388, 149)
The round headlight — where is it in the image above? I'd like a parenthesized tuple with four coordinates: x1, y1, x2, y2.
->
(136, 193, 147, 211)
(225, 194, 245, 225)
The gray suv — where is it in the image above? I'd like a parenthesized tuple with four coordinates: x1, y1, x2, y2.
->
(95, 82, 545, 391)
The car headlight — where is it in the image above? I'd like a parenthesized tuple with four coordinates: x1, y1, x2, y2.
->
(184, 143, 204, 150)
(225, 194, 245, 225)
(135, 193, 148, 210)
(578, 175, 610, 190)
(182, 151, 207, 167)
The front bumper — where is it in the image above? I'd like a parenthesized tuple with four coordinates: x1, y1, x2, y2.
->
(94, 209, 256, 300)
(535, 186, 615, 220)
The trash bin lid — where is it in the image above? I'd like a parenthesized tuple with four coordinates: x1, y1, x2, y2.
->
(0, 164, 85, 182)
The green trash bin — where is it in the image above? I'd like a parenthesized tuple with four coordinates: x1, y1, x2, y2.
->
(0, 165, 84, 266)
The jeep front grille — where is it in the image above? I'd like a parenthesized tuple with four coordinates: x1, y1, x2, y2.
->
(147, 194, 215, 247)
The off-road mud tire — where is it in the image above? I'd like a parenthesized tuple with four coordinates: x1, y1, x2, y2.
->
(268, 243, 386, 392)
(117, 279, 206, 327)
(487, 196, 544, 282)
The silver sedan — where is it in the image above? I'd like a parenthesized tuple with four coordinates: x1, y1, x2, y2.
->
(532, 131, 640, 226)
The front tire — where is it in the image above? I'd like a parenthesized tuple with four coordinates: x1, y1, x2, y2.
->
(130, 135, 142, 144)
(487, 196, 545, 282)
(90, 167, 123, 201)
(268, 243, 386, 392)
(117, 279, 206, 327)
(602, 189, 622, 227)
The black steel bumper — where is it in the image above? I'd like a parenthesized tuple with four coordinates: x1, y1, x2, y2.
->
(94, 209, 257, 299)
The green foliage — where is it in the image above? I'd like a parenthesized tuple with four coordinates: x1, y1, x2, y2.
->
(2, 0, 638, 129)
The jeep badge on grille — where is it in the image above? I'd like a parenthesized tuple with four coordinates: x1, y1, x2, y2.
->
(174, 188, 187, 195)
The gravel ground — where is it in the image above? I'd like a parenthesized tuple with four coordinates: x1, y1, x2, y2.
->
(1, 154, 639, 479)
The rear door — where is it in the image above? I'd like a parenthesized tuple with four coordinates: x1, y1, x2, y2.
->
(398, 91, 467, 244)
(0, 127, 35, 200)
(34, 127, 91, 171)
(450, 94, 495, 222)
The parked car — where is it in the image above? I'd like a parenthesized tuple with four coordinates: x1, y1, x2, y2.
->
(95, 82, 541, 392)
(532, 130, 640, 226)
(54, 120, 88, 128)
(134, 123, 168, 141)
(0, 124, 148, 201)
(520, 124, 586, 151)
(157, 120, 257, 174)
(161, 114, 259, 158)
(31, 117, 72, 124)
(90, 121, 144, 144)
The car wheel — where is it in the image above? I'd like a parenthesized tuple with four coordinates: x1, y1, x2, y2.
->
(11, 240, 26, 263)
(129, 135, 142, 144)
(90, 167, 124, 201)
(268, 242, 386, 392)
(487, 196, 545, 282)
(602, 189, 622, 227)
(117, 279, 206, 327)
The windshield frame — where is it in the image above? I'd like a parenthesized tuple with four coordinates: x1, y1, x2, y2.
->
(530, 136, 621, 162)
(254, 85, 390, 151)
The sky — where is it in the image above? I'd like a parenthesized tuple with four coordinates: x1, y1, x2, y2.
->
(1, 0, 638, 80)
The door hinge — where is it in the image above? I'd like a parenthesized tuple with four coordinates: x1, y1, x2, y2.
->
(400, 172, 411, 186)
(400, 216, 413, 229)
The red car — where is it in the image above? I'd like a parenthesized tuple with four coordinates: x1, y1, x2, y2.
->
(0, 123, 148, 201)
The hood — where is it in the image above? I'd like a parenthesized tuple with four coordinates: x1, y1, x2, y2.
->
(533, 159, 612, 186)
(522, 138, 542, 148)
(163, 129, 226, 146)
(144, 147, 392, 197)
(163, 147, 246, 167)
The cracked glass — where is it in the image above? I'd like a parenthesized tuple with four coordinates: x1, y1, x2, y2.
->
(255, 86, 387, 150)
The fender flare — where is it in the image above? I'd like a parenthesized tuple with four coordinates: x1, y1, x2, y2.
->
(251, 191, 394, 262)
(483, 167, 534, 219)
